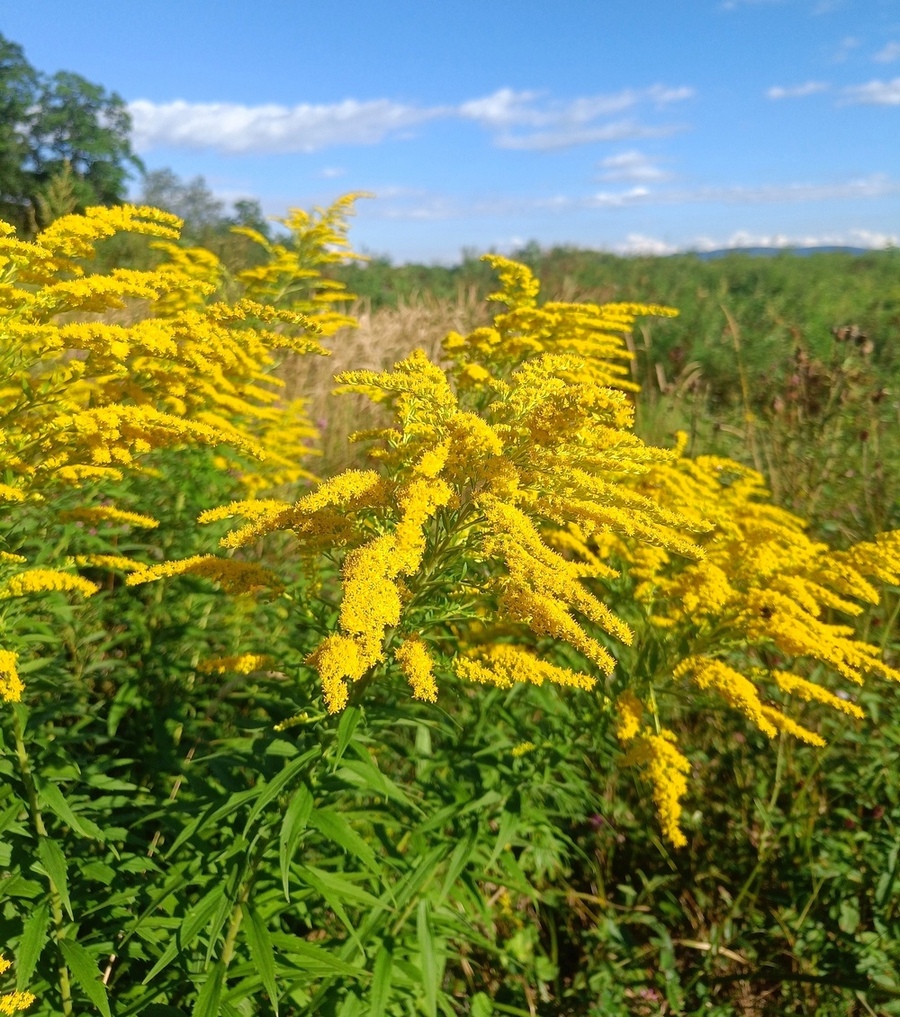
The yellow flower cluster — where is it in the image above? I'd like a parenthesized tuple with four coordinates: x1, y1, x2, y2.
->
(587, 441, 900, 842)
(0, 569, 99, 600)
(0, 955, 35, 1013)
(622, 729, 691, 849)
(126, 555, 283, 596)
(199, 653, 275, 675)
(60, 506, 160, 529)
(233, 194, 368, 336)
(0, 204, 330, 503)
(0, 650, 24, 703)
(203, 265, 694, 716)
(1, 199, 367, 700)
(443, 254, 676, 393)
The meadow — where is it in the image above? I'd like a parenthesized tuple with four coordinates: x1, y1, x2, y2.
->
(0, 196, 898, 1017)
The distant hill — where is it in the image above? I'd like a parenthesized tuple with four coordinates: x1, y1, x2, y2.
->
(694, 245, 872, 260)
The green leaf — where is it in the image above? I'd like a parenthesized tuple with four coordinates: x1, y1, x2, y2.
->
(295, 866, 382, 950)
(17, 901, 50, 990)
(191, 961, 225, 1017)
(309, 808, 381, 877)
(269, 933, 364, 978)
(471, 992, 494, 1017)
(368, 942, 393, 1017)
(243, 904, 279, 1016)
(38, 780, 103, 840)
(244, 749, 317, 832)
(279, 784, 313, 900)
(0, 796, 25, 836)
(169, 789, 258, 854)
(60, 939, 112, 1017)
(439, 828, 476, 902)
(337, 752, 416, 810)
(37, 836, 72, 920)
(333, 706, 361, 765)
(142, 883, 227, 984)
(417, 900, 438, 1017)
(139, 1007, 189, 1017)
(487, 806, 519, 869)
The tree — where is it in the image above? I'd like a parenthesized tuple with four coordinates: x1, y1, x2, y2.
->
(140, 168, 225, 235)
(0, 33, 142, 230)
(0, 35, 39, 224)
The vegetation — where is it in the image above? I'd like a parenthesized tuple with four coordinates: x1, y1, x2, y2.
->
(0, 34, 141, 232)
(0, 192, 897, 1017)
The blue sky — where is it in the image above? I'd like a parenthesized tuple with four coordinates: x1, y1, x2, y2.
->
(4, 0, 900, 262)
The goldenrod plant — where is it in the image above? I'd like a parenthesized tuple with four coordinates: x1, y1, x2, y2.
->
(137, 253, 900, 850)
(2, 201, 899, 1015)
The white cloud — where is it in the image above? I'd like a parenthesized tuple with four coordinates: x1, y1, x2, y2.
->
(128, 98, 447, 154)
(720, 0, 786, 10)
(318, 166, 346, 179)
(129, 85, 694, 155)
(833, 36, 861, 63)
(842, 78, 900, 104)
(692, 228, 897, 250)
(587, 186, 651, 207)
(617, 233, 678, 255)
(684, 174, 898, 204)
(598, 150, 673, 182)
(497, 121, 685, 151)
(874, 41, 900, 63)
(459, 85, 693, 151)
(766, 81, 829, 99)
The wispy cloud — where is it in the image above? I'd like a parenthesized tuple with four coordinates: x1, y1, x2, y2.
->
(458, 85, 693, 151)
(129, 85, 695, 155)
(128, 97, 446, 153)
(372, 174, 899, 223)
(842, 78, 900, 105)
(597, 150, 673, 182)
(616, 233, 678, 255)
(766, 81, 829, 99)
(673, 174, 898, 204)
(719, 0, 786, 11)
(692, 227, 897, 249)
(832, 35, 861, 63)
(873, 42, 900, 64)
(610, 227, 894, 255)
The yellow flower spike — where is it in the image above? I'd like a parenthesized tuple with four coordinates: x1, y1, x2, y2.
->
(72, 555, 144, 573)
(126, 555, 283, 596)
(0, 650, 24, 703)
(759, 707, 826, 748)
(773, 672, 865, 720)
(60, 506, 160, 529)
(395, 637, 439, 703)
(0, 990, 36, 1015)
(675, 656, 778, 738)
(622, 730, 691, 849)
(511, 741, 537, 758)
(306, 634, 362, 713)
(614, 690, 644, 744)
(199, 653, 275, 676)
(0, 569, 98, 600)
(456, 644, 596, 692)
(0, 955, 36, 1013)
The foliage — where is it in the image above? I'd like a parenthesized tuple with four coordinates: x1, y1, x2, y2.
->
(0, 200, 898, 1017)
(0, 34, 141, 231)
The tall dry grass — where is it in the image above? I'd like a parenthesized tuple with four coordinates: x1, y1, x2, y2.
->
(280, 288, 489, 474)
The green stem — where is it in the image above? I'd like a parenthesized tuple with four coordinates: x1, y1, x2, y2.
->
(12, 707, 73, 1016)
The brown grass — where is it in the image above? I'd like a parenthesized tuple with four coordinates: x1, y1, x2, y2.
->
(279, 289, 490, 475)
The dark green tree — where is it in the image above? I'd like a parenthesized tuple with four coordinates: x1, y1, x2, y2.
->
(0, 34, 40, 226)
(0, 33, 142, 231)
